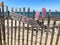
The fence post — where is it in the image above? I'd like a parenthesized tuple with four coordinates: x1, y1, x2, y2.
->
(1, 2, 6, 45)
(11, 7, 14, 45)
(0, 8, 1, 15)
(39, 18, 44, 45)
(35, 22, 38, 45)
(0, 7, 2, 45)
(15, 8, 17, 12)
(26, 8, 30, 45)
(14, 19, 17, 45)
(6, 6, 8, 16)
(11, 7, 14, 12)
(55, 24, 60, 45)
(40, 8, 46, 45)
(32, 10, 35, 19)
(0, 8, 2, 45)
(44, 9, 51, 45)
(19, 8, 21, 14)
(22, 7, 25, 45)
(18, 8, 21, 45)
(50, 10, 57, 45)
(0, 22, 2, 45)
(30, 10, 35, 45)
(18, 21, 21, 45)
(14, 8, 17, 45)
(35, 11, 39, 45)
(6, 6, 10, 45)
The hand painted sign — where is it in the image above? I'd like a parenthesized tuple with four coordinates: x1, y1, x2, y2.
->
(10, 12, 38, 27)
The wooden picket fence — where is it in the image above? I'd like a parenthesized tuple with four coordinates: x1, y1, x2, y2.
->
(0, 2, 60, 45)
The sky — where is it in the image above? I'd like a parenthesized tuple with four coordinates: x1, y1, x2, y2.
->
(0, 0, 60, 12)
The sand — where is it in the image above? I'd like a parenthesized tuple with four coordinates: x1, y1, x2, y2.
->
(1, 19, 60, 45)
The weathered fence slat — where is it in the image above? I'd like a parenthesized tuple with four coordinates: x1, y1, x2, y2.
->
(11, 19, 13, 45)
(0, 8, 2, 45)
(32, 10, 35, 19)
(50, 10, 57, 45)
(31, 10, 35, 45)
(26, 8, 30, 45)
(14, 8, 18, 45)
(0, 21, 2, 45)
(22, 7, 25, 45)
(0, 8, 1, 15)
(14, 8, 17, 45)
(6, 6, 9, 45)
(18, 21, 21, 45)
(55, 24, 60, 45)
(40, 19, 44, 45)
(19, 8, 21, 15)
(14, 20, 17, 45)
(18, 8, 21, 45)
(31, 25, 34, 45)
(11, 7, 14, 45)
(0, 24, 2, 45)
(26, 21, 29, 45)
(22, 22, 24, 45)
(35, 28, 38, 45)
(1, 2, 6, 45)
(15, 8, 17, 12)
(0, 15, 1, 45)
(11, 7, 14, 12)
(44, 10, 51, 45)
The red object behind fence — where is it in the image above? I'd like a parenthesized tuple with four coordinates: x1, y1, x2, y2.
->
(35, 11, 40, 20)
(42, 8, 46, 18)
